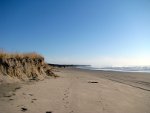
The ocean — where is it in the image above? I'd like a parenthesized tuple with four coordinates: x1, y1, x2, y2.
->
(77, 66, 150, 73)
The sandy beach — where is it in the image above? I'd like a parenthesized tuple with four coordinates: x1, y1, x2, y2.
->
(0, 68, 150, 113)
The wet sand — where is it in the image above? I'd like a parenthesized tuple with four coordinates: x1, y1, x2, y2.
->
(0, 68, 150, 113)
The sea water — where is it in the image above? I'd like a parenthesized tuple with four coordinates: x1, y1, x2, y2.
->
(77, 66, 150, 73)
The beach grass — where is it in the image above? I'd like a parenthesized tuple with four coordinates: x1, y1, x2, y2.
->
(0, 49, 43, 59)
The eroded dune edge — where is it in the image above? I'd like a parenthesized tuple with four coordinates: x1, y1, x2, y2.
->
(0, 52, 56, 83)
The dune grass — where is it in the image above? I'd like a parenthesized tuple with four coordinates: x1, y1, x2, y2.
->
(0, 49, 43, 59)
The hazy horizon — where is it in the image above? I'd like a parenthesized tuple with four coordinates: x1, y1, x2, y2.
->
(46, 56, 150, 67)
(0, 0, 150, 67)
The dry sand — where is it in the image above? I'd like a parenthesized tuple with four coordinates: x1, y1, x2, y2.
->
(0, 68, 150, 113)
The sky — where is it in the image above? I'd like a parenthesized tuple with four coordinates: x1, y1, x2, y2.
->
(0, 0, 150, 67)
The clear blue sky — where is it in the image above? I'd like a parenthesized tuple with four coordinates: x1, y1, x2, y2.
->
(0, 0, 150, 66)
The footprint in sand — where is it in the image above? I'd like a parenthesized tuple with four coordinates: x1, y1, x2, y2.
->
(66, 101, 69, 104)
(9, 98, 14, 101)
(28, 94, 33, 96)
(62, 88, 70, 109)
(31, 100, 34, 103)
(21, 107, 28, 112)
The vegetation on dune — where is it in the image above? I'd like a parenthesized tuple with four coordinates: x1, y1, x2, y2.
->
(0, 49, 43, 59)
(0, 50, 57, 81)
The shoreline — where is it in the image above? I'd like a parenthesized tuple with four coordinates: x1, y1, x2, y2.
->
(76, 66, 150, 73)
(73, 68, 150, 91)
